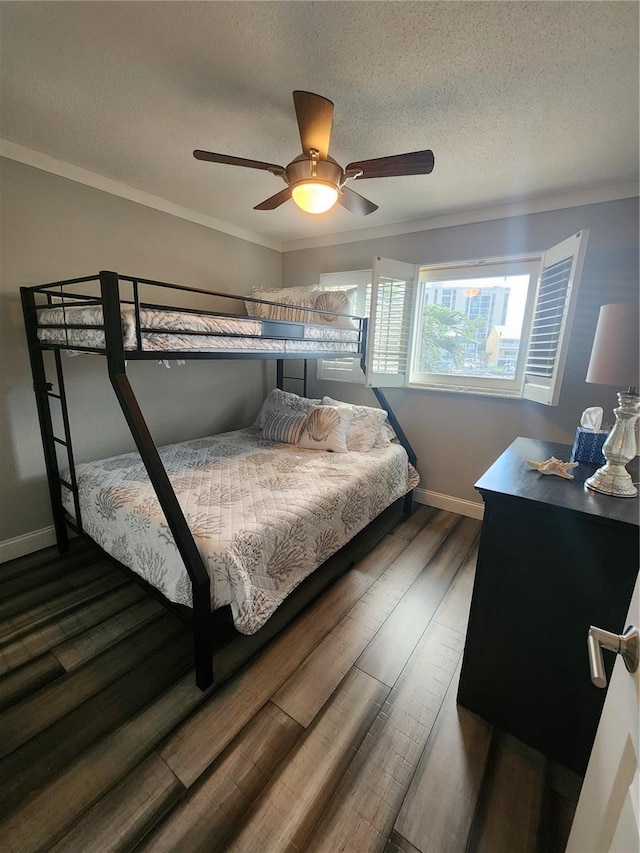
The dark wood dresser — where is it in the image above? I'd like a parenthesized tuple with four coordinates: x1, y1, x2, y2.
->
(457, 436, 639, 775)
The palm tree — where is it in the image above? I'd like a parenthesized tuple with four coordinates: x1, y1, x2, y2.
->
(420, 304, 473, 370)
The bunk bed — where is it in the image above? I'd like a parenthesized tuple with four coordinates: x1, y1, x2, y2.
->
(21, 270, 418, 690)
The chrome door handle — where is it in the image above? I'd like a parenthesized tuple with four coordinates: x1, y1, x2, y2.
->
(587, 625, 639, 688)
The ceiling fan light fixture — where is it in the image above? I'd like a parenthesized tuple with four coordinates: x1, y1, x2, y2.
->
(291, 180, 339, 214)
(193, 91, 434, 217)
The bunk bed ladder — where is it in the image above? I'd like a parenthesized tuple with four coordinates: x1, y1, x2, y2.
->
(99, 271, 214, 689)
(20, 288, 81, 551)
(276, 359, 308, 396)
(51, 349, 83, 532)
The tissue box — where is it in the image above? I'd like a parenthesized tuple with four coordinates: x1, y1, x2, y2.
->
(571, 427, 608, 465)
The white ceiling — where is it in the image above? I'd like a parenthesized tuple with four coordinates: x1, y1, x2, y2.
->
(1, 1, 638, 250)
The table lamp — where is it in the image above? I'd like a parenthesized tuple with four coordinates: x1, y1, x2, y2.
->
(584, 302, 640, 497)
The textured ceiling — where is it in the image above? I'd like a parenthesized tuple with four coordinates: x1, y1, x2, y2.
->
(1, 1, 638, 248)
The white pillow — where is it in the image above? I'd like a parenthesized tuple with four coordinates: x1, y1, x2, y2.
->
(261, 411, 308, 445)
(373, 422, 396, 448)
(297, 405, 353, 453)
(321, 396, 390, 452)
(246, 285, 319, 323)
(255, 388, 321, 429)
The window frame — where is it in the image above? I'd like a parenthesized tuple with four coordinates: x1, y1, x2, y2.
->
(407, 256, 542, 398)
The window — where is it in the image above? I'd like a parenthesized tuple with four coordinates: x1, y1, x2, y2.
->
(409, 258, 540, 396)
(317, 231, 589, 405)
(318, 269, 371, 316)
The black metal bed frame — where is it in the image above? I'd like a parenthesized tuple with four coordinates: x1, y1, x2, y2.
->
(20, 270, 415, 690)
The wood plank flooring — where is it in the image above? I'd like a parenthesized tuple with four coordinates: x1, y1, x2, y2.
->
(0, 507, 582, 852)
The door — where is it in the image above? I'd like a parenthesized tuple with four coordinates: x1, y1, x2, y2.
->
(566, 573, 640, 852)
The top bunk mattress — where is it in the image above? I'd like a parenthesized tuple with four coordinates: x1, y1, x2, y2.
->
(63, 428, 419, 634)
(36, 304, 361, 354)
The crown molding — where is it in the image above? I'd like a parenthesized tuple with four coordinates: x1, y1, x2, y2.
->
(0, 139, 282, 252)
(281, 181, 639, 252)
(3, 139, 636, 257)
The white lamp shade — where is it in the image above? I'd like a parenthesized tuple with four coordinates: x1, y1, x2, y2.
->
(586, 302, 639, 388)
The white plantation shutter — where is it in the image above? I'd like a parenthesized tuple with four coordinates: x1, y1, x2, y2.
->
(316, 355, 365, 382)
(523, 230, 590, 405)
(365, 257, 418, 388)
(316, 271, 371, 383)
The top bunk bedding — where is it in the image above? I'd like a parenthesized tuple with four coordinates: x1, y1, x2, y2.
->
(63, 427, 419, 635)
(36, 304, 361, 355)
(24, 272, 365, 359)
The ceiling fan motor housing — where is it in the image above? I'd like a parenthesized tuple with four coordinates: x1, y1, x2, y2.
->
(286, 154, 344, 193)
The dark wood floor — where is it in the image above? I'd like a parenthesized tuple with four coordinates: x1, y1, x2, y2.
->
(0, 507, 582, 852)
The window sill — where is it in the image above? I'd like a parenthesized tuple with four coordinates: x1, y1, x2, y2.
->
(405, 382, 524, 400)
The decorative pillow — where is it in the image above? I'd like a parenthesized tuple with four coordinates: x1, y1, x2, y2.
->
(297, 405, 353, 453)
(261, 411, 308, 445)
(313, 290, 355, 328)
(246, 285, 320, 323)
(373, 422, 396, 448)
(255, 388, 321, 429)
(321, 396, 389, 452)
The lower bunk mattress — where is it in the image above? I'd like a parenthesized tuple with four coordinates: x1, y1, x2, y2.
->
(63, 428, 419, 634)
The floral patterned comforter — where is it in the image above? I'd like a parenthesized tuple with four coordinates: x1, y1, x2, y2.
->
(63, 429, 419, 634)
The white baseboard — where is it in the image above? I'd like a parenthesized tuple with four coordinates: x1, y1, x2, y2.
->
(0, 526, 58, 563)
(413, 487, 484, 521)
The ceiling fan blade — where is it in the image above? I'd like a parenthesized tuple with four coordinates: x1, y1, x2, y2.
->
(193, 150, 285, 176)
(292, 91, 334, 159)
(339, 186, 378, 216)
(254, 187, 292, 211)
(345, 149, 435, 179)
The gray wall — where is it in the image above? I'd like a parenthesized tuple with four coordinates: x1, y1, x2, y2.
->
(2, 158, 636, 542)
(283, 198, 639, 505)
(1, 158, 281, 542)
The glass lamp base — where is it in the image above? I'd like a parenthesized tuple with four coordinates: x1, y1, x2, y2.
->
(585, 390, 639, 498)
(586, 463, 638, 497)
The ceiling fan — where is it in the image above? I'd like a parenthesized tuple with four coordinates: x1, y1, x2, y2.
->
(194, 91, 435, 216)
